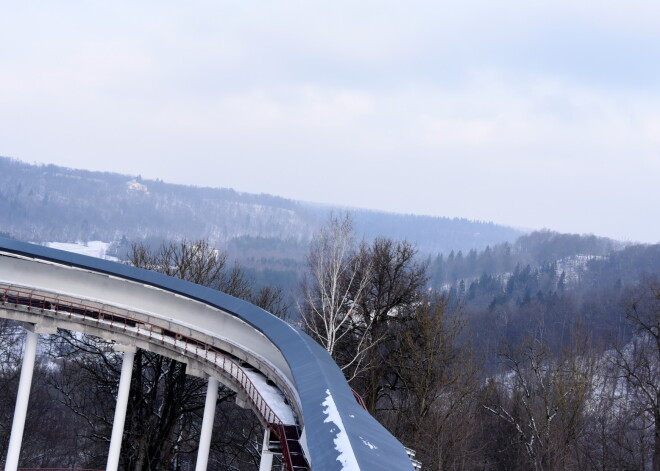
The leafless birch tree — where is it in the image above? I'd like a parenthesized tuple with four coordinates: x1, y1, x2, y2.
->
(299, 214, 376, 380)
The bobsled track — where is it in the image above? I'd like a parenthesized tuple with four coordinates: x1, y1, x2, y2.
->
(0, 238, 420, 471)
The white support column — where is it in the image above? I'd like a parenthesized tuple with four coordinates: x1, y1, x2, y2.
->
(106, 349, 135, 471)
(195, 376, 219, 471)
(259, 427, 274, 471)
(4, 329, 38, 471)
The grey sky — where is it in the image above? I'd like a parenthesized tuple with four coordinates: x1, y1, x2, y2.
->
(1, 1, 659, 243)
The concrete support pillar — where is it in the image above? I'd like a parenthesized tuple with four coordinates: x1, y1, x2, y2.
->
(4, 329, 38, 471)
(195, 376, 219, 471)
(259, 427, 274, 471)
(106, 350, 135, 471)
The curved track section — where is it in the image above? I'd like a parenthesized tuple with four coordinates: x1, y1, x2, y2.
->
(0, 238, 414, 471)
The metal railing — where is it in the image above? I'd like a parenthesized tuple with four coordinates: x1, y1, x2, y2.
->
(1, 282, 310, 471)
(351, 388, 367, 410)
(0, 284, 286, 426)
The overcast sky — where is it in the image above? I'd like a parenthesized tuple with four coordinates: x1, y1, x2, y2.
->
(1, 1, 659, 243)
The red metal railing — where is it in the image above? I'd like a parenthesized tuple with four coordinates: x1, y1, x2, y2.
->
(1, 282, 309, 470)
(351, 388, 367, 410)
(0, 284, 284, 425)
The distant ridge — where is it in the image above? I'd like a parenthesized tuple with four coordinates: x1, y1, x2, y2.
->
(0, 156, 522, 255)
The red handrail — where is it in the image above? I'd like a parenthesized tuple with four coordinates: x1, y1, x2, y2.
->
(351, 388, 368, 410)
(0, 284, 285, 426)
(2, 282, 311, 470)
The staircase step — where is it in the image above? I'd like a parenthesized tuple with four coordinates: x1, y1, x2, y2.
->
(269, 423, 310, 471)
(285, 439, 303, 454)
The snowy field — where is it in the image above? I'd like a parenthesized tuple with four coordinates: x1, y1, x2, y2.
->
(44, 241, 119, 262)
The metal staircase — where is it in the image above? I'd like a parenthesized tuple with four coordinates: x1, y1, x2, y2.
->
(268, 424, 310, 471)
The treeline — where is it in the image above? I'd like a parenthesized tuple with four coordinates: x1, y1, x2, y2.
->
(0, 156, 521, 256)
(0, 157, 317, 245)
(429, 232, 660, 371)
(429, 230, 621, 287)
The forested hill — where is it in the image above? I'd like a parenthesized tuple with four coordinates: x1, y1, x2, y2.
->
(0, 156, 521, 254)
(428, 230, 660, 372)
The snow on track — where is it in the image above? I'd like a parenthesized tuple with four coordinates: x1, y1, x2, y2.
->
(244, 368, 296, 424)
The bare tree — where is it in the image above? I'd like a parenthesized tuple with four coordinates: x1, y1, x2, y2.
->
(611, 280, 660, 471)
(129, 239, 253, 297)
(299, 214, 376, 380)
(0, 321, 87, 469)
(299, 215, 429, 411)
(578, 356, 651, 471)
(0, 320, 24, 464)
(352, 237, 428, 413)
(485, 334, 597, 471)
(384, 293, 481, 470)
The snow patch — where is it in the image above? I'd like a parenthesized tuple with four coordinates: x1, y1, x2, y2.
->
(243, 369, 296, 424)
(126, 180, 149, 193)
(360, 437, 378, 450)
(556, 254, 604, 285)
(322, 389, 360, 470)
